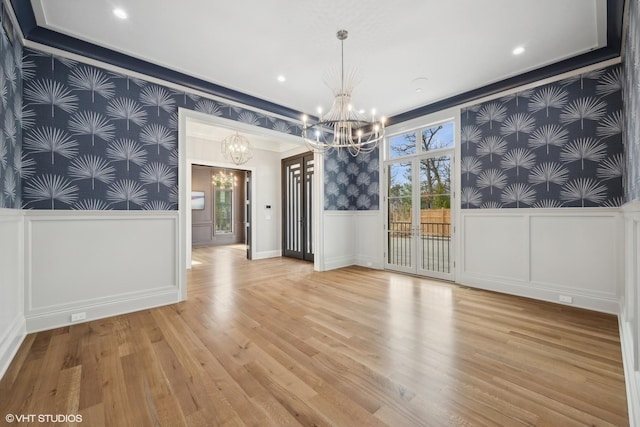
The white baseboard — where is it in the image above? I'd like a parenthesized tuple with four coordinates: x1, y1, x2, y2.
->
(323, 256, 356, 271)
(459, 273, 620, 314)
(0, 315, 26, 381)
(26, 288, 180, 333)
(252, 250, 281, 260)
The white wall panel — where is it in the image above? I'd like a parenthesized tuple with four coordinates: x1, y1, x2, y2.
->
(530, 216, 619, 296)
(460, 209, 621, 313)
(355, 211, 383, 269)
(322, 211, 355, 270)
(0, 210, 25, 380)
(463, 214, 529, 281)
(24, 211, 181, 332)
(620, 201, 640, 427)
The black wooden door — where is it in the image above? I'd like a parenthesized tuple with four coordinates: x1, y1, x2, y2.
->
(282, 153, 314, 261)
(245, 170, 252, 260)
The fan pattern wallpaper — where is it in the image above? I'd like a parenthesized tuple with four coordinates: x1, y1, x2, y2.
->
(323, 148, 380, 210)
(0, 10, 22, 209)
(4, 10, 634, 212)
(624, 0, 640, 203)
(461, 64, 624, 209)
(20, 47, 303, 210)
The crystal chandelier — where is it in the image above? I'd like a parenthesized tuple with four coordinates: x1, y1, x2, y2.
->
(302, 30, 385, 156)
(221, 132, 253, 165)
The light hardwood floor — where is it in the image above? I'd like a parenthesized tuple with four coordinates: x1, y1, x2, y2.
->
(0, 245, 629, 426)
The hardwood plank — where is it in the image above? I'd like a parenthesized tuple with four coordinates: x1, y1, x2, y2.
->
(54, 365, 81, 419)
(0, 244, 629, 426)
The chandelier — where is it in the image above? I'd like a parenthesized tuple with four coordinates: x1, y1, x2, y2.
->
(221, 132, 253, 165)
(302, 30, 385, 156)
(212, 170, 237, 189)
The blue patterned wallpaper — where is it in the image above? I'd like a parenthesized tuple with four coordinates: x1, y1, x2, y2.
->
(0, 9, 22, 209)
(21, 48, 302, 210)
(461, 64, 624, 208)
(624, 0, 640, 202)
(324, 147, 380, 210)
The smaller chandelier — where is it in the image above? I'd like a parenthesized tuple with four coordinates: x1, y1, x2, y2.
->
(221, 132, 253, 165)
(212, 170, 237, 189)
(302, 30, 385, 156)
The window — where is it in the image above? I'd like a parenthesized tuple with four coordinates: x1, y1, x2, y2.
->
(388, 120, 455, 159)
(215, 188, 233, 234)
(422, 122, 454, 151)
(212, 170, 236, 234)
(389, 132, 417, 158)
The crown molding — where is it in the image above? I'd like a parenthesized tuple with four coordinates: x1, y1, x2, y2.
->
(9, 0, 626, 125)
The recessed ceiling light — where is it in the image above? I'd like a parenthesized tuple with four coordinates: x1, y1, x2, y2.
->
(512, 46, 525, 55)
(411, 77, 429, 94)
(277, 75, 286, 83)
(113, 8, 128, 20)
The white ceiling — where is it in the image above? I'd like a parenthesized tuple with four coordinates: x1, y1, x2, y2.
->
(31, 0, 607, 122)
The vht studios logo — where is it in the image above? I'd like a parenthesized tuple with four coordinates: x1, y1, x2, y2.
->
(5, 414, 83, 423)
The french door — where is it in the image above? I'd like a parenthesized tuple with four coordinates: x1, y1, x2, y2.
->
(282, 153, 314, 261)
(385, 153, 454, 280)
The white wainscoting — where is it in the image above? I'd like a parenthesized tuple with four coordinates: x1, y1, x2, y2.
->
(0, 210, 25, 380)
(621, 200, 640, 427)
(459, 208, 622, 313)
(321, 211, 356, 270)
(24, 211, 182, 332)
(355, 210, 384, 269)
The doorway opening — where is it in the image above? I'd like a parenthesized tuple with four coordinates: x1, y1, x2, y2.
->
(191, 165, 249, 248)
(179, 108, 312, 294)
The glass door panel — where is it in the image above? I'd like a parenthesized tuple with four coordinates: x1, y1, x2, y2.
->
(417, 155, 452, 279)
(385, 153, 453, 280)
(386, 161, 414, 272)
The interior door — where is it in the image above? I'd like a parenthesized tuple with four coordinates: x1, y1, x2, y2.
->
(245, 170, 252, 260)
(385, 154, 453, 280)
(282, 153, 314, 261)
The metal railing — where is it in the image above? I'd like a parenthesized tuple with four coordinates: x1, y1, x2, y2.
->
(387, 221, 451, 273)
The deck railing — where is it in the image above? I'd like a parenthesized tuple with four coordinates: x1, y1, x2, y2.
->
(387, 221, 451, 273)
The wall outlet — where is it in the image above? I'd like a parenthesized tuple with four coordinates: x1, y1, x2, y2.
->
(70, 312, 86, 322)
(559, 295, 573, 304)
